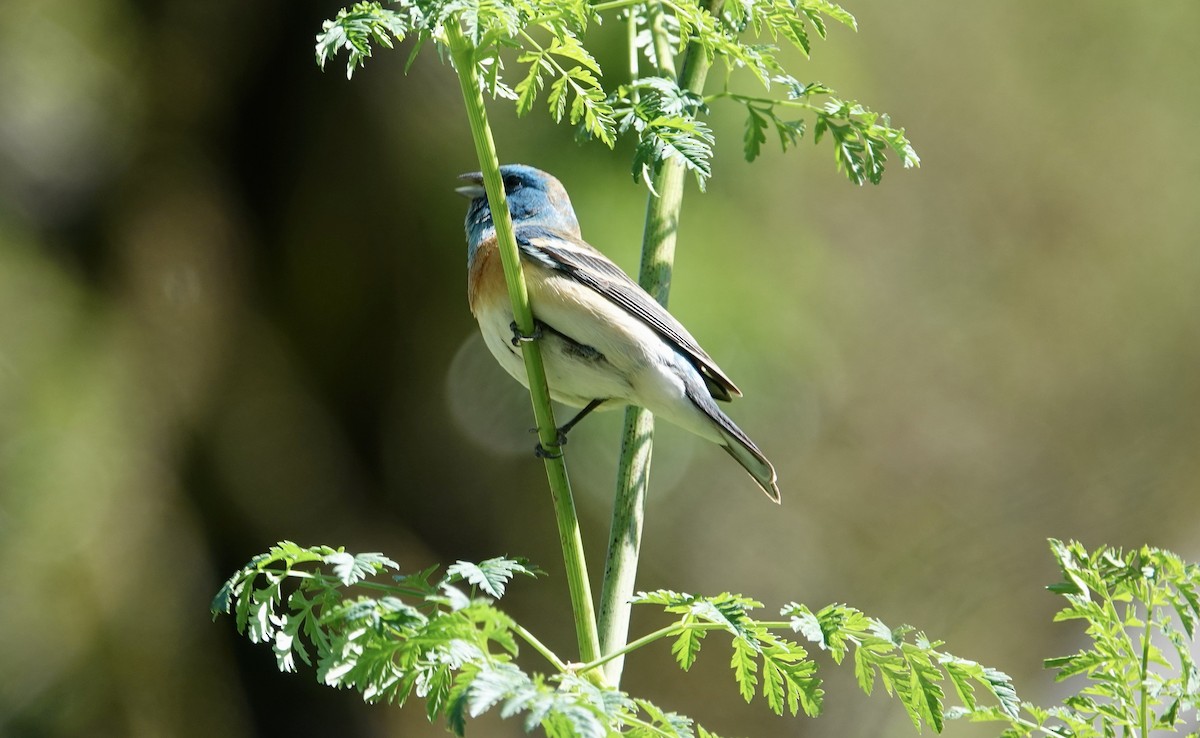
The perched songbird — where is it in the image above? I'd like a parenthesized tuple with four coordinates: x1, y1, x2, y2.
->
(457, 164, 780, 502)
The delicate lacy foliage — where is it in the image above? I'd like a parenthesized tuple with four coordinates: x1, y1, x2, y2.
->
(212, 540, 1200, 738)
(633, 590, 1019, 731)
(313, 0, 916, 187)
(216, 544, 1020, 737)
(633, 590, 824, 717)
(785, 601, 1019, 732)
(613, 76, 715, 190)
(962, 540, 1200, 738)
(211, 542, 726, 737)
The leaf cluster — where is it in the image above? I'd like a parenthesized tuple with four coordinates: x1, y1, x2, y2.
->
(215, 544, 1024, 737)
(956, 539, 1200, 738)
(787, 602, 1019, 732)
(211, 542, 727, 737)
(612, 76, 714, 190)
(212, 536, 1200, 738)
(632, 590, 1020, 732)
(313, 0, 917, 187)
(633, 590, 823, 717)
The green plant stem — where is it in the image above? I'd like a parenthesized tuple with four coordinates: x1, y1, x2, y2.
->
(708, 91, 827, 111)
(646, 0, 679, 82)
(446, 19, 601, 667)
(585, 618, 796, 676)
(626, 7, 639, 100)
(1138, 595, 1152, 735)
(586, 621, 712, 675)
(590, 0, 645, 13)
(511, 621, 570, 673)
(596, 0, 723, 688)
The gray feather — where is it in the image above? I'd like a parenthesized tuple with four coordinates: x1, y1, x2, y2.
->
(684, 384, 781, 503)
(517, 226, 742, 402)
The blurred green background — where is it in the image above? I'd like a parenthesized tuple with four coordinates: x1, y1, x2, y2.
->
(1, 0, 1197, 735)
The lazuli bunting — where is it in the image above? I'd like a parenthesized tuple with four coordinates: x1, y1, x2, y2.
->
(457, 164, 780, 503)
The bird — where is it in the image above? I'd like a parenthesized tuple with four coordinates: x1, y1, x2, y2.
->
(456, 164, 780, 503)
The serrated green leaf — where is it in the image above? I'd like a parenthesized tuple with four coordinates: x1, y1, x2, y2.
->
(786, 604, 824, 643)
(636, 697, 697, 737)
(853, 642, 877, 695)
(631, 589, 691, 607)
(943, 658, 980, 711)
(445, 557, 540, 599)
(744, 106, 768, 161)
(672, 619, 705, 670)
(1047, 651, 1109, 681)
(211, 573, 240, 616)
(776, 117, 805, 152)
(804, 0, 856, 29)
(982, 667, 1021, 719)
(515, 58, 549, 117)
(465, 662, 529, 719)
(762, 658, 785, 715)
(905, 648, 946, 732)
(547, 34, 600, 74)
(547, 73, 570, 122)
(315, 2, 409, 79)
(731, 638, 759, 703)
(761, 640, 821, 717)
(324, 550, 399, 586)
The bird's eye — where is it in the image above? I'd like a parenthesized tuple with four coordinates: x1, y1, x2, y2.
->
(503, 175, 521, 191)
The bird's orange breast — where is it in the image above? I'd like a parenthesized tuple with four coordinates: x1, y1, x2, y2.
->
(467, 236, 511, 316)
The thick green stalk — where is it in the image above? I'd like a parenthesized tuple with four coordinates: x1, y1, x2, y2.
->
(597, 0, 721, 686)
(446, 20, 601, 666)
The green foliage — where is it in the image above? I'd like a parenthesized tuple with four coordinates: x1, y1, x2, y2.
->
(513, 32, 617, 146)
(446, 557, 545, 599)
(727, 81, 918, 184)
(213, 542, 729, 737)
(217, 544, 1021, 737)
(313, 0, 917, 187)
(632, 590, 823, 717)
(315, 2, 412, 79)
(786, 602, 1020, 732)
(812, 98, 919, 185)
(630, 590, 1017, 729)
(219, 541, 1200, 736)
(962, 539, 1200, 738)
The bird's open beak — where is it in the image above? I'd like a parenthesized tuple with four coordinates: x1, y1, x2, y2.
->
(455, 172, 486, 198)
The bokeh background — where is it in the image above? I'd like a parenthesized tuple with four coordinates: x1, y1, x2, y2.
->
(2, 0, 1198, 735)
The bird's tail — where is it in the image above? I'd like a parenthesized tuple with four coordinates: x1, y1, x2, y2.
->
(687, 387, 781, 503)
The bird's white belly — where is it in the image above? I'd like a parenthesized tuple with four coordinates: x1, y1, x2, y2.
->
(473, 266, 724, 444)
(476, 304, 634, 409)
(475, 303, 722, 447)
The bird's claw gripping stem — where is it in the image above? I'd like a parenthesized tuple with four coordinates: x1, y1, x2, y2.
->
(532, 427, 569, 459)
(510, 321, 543, 346)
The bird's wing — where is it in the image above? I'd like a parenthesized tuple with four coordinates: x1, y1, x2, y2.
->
(517, 225, 742, 401)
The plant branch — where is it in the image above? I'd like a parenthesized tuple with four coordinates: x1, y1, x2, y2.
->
(708, 90, 827, 111)
(582, 621, 715, 675)
(589, 0, 645, 13)
(597, 0, 724, 688)
(446, 19, 601, 667)
(584, 617, 799, 676)
(1138, 592, 1152, 735)
(511, 621, 571, 673)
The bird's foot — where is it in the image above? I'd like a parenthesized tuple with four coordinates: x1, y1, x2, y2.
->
(533, 443, 563, 459)
(531, 426, 568, 459)
(509, 321, 544, 347)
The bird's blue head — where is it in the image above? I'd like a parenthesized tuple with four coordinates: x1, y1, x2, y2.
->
(457, 165, 580, 257)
